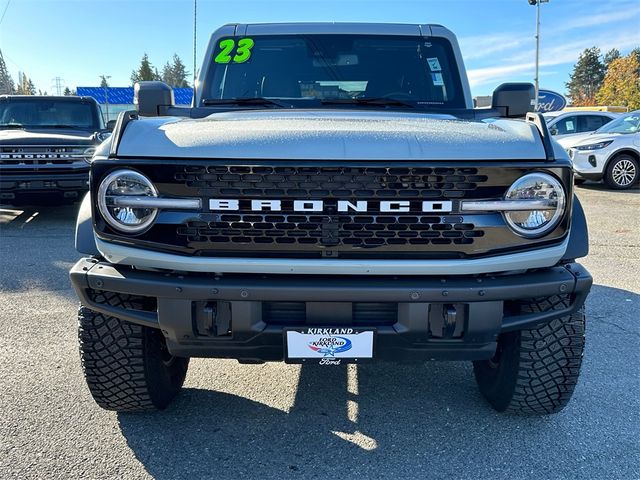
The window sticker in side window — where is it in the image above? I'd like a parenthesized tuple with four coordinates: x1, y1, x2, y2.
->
(427, 57, 442, 72)
(431, 72, 444, 86)
(214, 38, 255, 64)
(566, 120, 575, 131)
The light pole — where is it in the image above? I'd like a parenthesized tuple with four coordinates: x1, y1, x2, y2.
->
(193, 0, 197, 90)
(528, 0, 548, 110)
(100, 75, 111, 123)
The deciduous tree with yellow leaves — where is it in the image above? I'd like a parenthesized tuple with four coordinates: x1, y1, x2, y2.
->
(596, 53, 640, 110)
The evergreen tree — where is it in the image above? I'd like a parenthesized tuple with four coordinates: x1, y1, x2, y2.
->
(596, 53, 640, 110)
(100, 76, 109, 88)
(566, 47, 606, 106)
(63, 87, 71, 96)
(131, 53, 159, 84)
(0, 49, 15, 94)
(161, 61, 173, 86)
(603, 49, 620, 68)
(161, 54, 190, 87)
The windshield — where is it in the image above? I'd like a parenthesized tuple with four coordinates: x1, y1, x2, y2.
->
(0, 99, 101, 129)
(205, 34, 465, 109)
(595, 112, 640, 134)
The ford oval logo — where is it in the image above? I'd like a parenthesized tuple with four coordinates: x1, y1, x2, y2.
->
(536, 89, 567, 113)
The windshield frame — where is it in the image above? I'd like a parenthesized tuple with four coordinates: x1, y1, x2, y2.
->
(200, 33, 468, 111)
(0, 98, 103, 130)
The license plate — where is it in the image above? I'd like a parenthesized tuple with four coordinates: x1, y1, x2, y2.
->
(285, 328, 375, 364)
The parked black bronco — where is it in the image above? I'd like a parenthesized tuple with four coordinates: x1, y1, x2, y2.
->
(70, 23, 592, 414)
(0, 95, 108, 204)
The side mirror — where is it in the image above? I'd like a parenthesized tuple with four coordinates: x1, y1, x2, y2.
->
(549, 126, 558, 136)
(134, 81, 174, 117)
(491, 83, 535, 118)
(106, 119, 117, 131)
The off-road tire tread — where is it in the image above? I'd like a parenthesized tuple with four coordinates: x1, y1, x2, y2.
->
(473, 295, 585, 415)
(78, 306, 188, 412)
(508, 296, 585, 414)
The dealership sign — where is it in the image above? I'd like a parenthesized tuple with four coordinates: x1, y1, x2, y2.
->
(535, 89, 567, 112)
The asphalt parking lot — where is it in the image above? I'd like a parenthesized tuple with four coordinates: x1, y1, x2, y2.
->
(0, 183, 638, 480)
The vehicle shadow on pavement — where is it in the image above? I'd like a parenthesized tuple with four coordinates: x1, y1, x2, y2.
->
(0, 203, 81, 293)
(116, 285, 639, 479)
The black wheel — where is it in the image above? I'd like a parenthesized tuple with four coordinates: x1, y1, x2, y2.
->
(473, 296, 585, 415)
(604, 154, 639, 189)
(78, 306, 189, 412)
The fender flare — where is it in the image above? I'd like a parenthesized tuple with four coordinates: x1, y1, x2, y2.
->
(603, 148, 640, 173)
(75, 192, 99, 256)
(561, 195, 589, 261)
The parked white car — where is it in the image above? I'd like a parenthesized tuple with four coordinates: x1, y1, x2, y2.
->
(560, 111, 640, 189)
(543, 110, 618, 140)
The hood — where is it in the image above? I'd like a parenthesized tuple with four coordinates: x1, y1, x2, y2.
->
(116, 110, 546, 161)
(570, 133, 620, 147)
(555, 131, 610, 149)
(0, 127, 97, 146)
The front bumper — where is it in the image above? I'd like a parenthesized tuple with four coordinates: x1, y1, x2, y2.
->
(70, 258, 592, 362)
(570, 148, 608, 180)
(0, 170, 89, 199)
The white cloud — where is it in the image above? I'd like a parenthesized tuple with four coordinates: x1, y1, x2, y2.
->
(467, 26, 640, 88)
(458, 34, 529, 61)
(560, 8, 640, 31)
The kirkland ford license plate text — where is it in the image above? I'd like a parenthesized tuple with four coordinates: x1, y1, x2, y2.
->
(285, 328, 375, 365)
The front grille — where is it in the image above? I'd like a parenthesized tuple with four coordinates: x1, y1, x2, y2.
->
(177, 214, 484, 248)
(263, 301, 398, 326)
(0, 145, 91, 170)
(171, 165, 496, 253)
(92, 160, 571, 259)
(175, 165, 489, 199)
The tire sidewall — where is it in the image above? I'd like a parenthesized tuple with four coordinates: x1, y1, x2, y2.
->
(472, 331, 521, 412)
(143, 328, 189, 409)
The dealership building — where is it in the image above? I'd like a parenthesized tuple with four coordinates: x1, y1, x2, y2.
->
(76, 87, 193, 122)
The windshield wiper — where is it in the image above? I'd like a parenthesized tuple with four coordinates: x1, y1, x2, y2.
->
(202, 97, 293, 108)
(0, 124, 25, 129)
(321, 98, 416, 108)
(42, 124, 88, 129)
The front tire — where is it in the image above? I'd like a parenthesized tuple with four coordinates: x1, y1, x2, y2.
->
(473, 297, 585, 415)
(78, 307, 189, 412)
(604, 154, 639, 189)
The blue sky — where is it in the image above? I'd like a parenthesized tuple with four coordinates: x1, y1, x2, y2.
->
(1, 0, 639, 97)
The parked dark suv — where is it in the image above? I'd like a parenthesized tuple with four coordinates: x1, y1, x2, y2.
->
(0, 95, 109, 204)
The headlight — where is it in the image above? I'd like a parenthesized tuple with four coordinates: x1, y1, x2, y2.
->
(575, 140, 613, 151)
(83, 147, 96, 163)
(96, 131, 112, 142)
(503, 172, 566, 238)
(97, 169, 158, 233)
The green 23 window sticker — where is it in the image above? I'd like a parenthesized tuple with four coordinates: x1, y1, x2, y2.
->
(214, 38, 255, 64)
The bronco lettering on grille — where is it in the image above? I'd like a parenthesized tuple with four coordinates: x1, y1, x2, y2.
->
(209, 199, 453, 213)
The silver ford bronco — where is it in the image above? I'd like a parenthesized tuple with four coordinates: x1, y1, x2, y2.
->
(70, 23, 592, 414)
